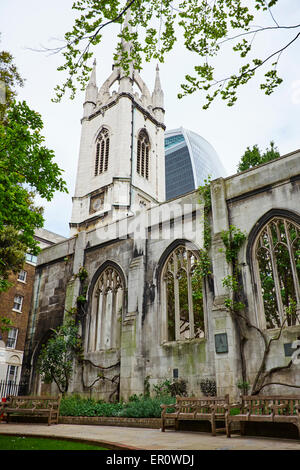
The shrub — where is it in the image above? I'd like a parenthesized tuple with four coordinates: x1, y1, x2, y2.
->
(59, 394, 175, 418)
(118, 395, 176, 418)
(59, 396, 122, 417)
(153, 379, 187, 397)
(200, 378, 217, 397)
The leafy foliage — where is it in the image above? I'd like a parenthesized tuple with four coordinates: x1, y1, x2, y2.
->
(0, 315, 13, 334)
(200, 378, 217, 397)
(51, 0, 299, 108)
(0, 48, 68, 293)
(37, 314, 82, 394)
(59, 393, 175, 418)
(152, 378, 187, 397)
(59, 395, 123, 417)
(237, 141, 280, 172)
(0, 226, 27, 293)
(118, 394, 175, 418)
(0, 46, 24, 121)
(220, 225, 247, 264)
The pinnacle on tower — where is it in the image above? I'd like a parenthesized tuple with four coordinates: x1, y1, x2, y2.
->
(83, 59, 98, 117)
(152, 64, 164, 121)
(118, 8, 134, 93)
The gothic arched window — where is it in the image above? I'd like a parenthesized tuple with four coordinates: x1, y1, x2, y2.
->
(95, 128, 110, 176)
(253, 217, 300, 329)
(88, 265, 124, 351)
(161, 245, 205, 342)
(137, 130, 150, 180)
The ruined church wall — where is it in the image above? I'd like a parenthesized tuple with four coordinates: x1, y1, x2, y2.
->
(211, 150, 300, 396)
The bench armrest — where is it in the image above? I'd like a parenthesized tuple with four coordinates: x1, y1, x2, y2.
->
(160, 404, 177, 409)
(224, 403, 241, 410)
(160, 403, 177, 417)
(209, 403, 226, 411)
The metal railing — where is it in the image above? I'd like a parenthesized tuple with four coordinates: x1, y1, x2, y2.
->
(0, 380, 28, 399)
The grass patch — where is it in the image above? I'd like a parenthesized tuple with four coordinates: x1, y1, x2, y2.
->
(0, 435, 107, 450)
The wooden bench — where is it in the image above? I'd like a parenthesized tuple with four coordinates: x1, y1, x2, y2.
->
(226, 395, 300, 438)
(0, 395, 61, 426)
(161, 395, 230, 436)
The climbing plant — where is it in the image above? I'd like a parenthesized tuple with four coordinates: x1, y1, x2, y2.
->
(36, 309, 81, 394)
(220, 223, 300, 395)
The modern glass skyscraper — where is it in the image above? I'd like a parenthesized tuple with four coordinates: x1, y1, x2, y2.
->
(165, 127, 226, 200)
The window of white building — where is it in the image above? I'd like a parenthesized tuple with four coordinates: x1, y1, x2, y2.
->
(6, 364, 19, 382)
(6, 328, 18, 349)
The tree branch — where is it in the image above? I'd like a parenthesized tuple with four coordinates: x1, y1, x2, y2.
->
(254, 381, 300, 394)
(213, 30, 300, 89)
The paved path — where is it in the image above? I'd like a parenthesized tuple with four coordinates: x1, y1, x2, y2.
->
(1, 423, 300, 450)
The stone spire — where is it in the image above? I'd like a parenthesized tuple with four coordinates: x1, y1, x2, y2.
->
(118, 9, 133, 93)
(83, 59, 98, 117)
(152, 64, 164, 122)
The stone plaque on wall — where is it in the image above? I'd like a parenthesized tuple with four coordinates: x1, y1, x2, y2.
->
(215, 333, 228, 354)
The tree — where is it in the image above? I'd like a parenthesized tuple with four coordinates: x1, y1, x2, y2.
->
(47, 1, 299, 108)
(0, 44, 24, 121)
(36, 314, 81, 394)
(0, 48, 68, 292)
(237, 140, 280, 172)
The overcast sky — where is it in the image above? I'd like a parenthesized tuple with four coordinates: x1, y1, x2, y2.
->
(1, 1, 299, 238)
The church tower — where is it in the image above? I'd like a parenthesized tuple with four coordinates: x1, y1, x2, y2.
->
(70, 14, 166, 236)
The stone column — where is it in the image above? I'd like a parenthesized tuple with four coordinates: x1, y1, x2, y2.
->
(210, 178, 241, 400)
(120, 250, 145, 400)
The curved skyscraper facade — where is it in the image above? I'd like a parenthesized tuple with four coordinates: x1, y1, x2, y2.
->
(165, 127, 226, 200)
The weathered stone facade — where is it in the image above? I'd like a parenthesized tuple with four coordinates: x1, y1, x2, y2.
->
(21, 28, 300, 400)
(22, 148, 300, 400)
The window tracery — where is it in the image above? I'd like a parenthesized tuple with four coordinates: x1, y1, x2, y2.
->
(95, 128, 110, 176)
(137, 130, 150, 179)
(88, 266, 124, 351)
(254, 217, 300, 329)
(161, 245, 205, 342)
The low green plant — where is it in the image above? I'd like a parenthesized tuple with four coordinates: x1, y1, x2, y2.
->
(118, 395, 175, 418)
(237, 380, 250, 394)
(59, 394, 175, 419)
(59, 395, 123, 417)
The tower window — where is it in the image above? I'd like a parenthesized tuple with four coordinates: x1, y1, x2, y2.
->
(137, 130, 150, 180)
(95, 128, 110, 176)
